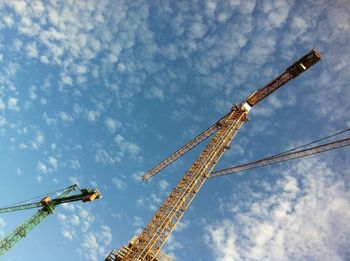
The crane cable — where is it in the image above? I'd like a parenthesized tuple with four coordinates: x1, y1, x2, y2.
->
(209, 127, 350, 179)
(264, 127, 350, 160)
(0, 186, 74, 210)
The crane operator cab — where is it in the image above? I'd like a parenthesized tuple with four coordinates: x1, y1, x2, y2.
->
(81, 188, 102, 202)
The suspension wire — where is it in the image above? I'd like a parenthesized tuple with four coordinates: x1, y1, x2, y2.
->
(0, 187, 67, 209)
(265, 127, 350, 160)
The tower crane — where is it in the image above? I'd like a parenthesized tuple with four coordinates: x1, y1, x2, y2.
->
(106, 49, 321, 260)
(0, 184, 101, 256)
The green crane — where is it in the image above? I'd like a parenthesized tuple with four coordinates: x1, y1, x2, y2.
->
(0, 184, 101, 256)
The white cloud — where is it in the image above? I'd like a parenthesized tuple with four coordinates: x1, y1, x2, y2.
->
(0, 217, 6, 237)
(79, 233, 102, 261)
(86, 110, 100, 122)
(132, 171, 144, 183)
(69, 176, 80, 186)
(100, 225, 113, 245)
(30, 1, 45, 17)
(37, 161, 48, 174)
(57, 213, 67, 222)
(137, 193, 163, 212)
(78, 225, 113, 261)
(114, 134, 142, 160)
(158, 179, 169, 191)
(48, 156, 58, 170)
(3, 16, 14, 27)
(69, 160, 81, 170)
(146, 86, 165, 102)
(94, 148, 120, 165)
(25, 42, 39, 58)
(0, 99, 5, 110)
(71, 214, 81, 226)
(190, 22, 207, 39)
(61, 203, 76, 212)
(62, 229, 76, 241)
(205, 159, 350, 261)
(59, 111, 74, 123)
(36, 175, 43, 183)
(112, 177, 127, 191)
(61, 74, 73, 86)
(7, 97, 19, 111)
(105, 117, 120, 133)
(11, 1, 27, 15)
(132, 216, 145, 229)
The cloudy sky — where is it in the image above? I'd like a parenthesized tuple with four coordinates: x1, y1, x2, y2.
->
(0, 0, 349, 260)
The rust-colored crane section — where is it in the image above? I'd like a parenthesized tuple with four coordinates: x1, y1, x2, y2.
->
(245, 48, 321, 107)
(106, 49, 321, 261)
(209, 137, 350, 179)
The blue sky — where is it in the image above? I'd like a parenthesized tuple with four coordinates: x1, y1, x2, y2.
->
(0, 0, 349, 260)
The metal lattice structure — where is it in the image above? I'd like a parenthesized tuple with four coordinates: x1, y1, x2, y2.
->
(106, 49, 321, 260)
(209, 137, 350, 179)
(0, 185, 101, 256)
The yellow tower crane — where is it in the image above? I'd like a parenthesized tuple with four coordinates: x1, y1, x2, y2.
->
(106, 49, 321, 261)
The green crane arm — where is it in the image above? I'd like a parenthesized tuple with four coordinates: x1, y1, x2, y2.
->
(0, 184, 101, 256)
(0, 186, 101, 214)
(0, 185, 78, 214)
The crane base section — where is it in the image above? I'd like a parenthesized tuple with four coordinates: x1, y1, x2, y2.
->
(105, 236, 174, 261)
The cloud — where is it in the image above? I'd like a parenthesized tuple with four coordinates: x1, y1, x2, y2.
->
(86, 110, 100, 122)
(112, 177, 127, 191)
(3, 15, 14, 27)
(0, 217, 6, 237)
(94, 148, 120, 165)
(7, 97, 19, 111)
(205, 159, 350, 261)
(78, 225, 113, 261)
(158, 179, 169, 191)
(25, 42, 39, 58)
(189, 22, 207, 39)
(137, 193, 162, 212)
(37, 161, 48, 174)
(48, 156, 58, 170)
(146, 86, 165, 102)
(132, 216, 145, 233)
(59, 111, 74, 123)
(114, 134, 142, 160)
(105, 117, 120, 133)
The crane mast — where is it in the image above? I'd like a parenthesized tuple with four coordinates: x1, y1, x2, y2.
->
(107, 49, 321, 260)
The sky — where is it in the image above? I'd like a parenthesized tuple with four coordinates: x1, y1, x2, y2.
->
(0, 0, 349, 261)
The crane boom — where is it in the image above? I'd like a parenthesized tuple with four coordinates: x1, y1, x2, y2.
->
(209, 137, 350, 179)
(142, 48, 321, 181)
(106, 49, 321, 261)
(0, 187, 99, 214)
(0, 185, 101, 256)
(245, 48, 321, 107)
(142, 121, 219, 181)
